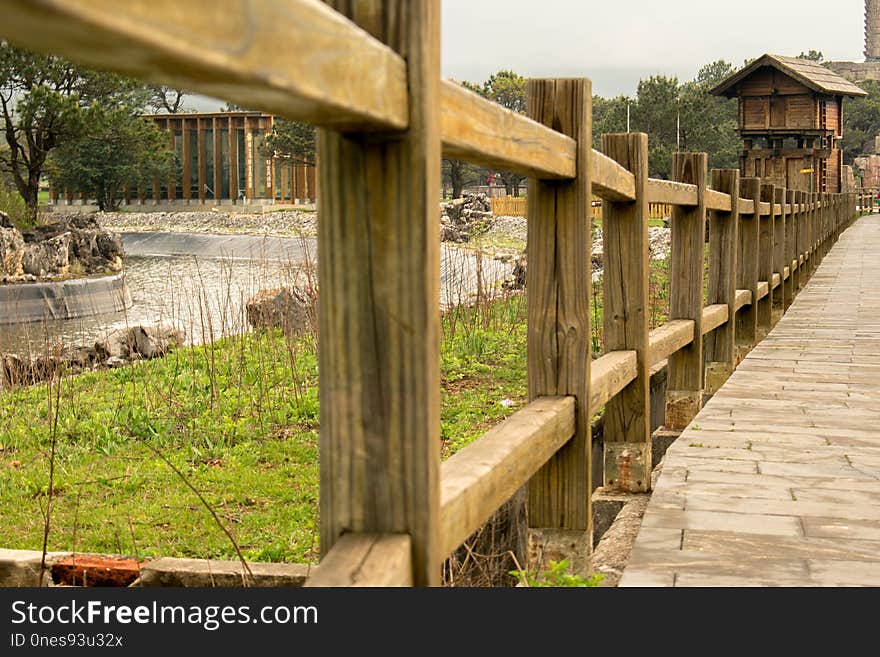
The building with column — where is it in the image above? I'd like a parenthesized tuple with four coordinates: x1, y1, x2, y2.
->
(52, 111, 317, 206)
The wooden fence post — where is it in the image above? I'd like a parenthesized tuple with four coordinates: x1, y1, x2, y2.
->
(737, 177, 761, 361)
(773, 186, 787, 322)
(705, 169, 739, 395)
(787, 189, 798, 296)
(796, 190, 806, 289)
(664, 152, 707, 430)
(758, 182, 774, 339)
(526, 78, 592, 571)
(315, 0, 440, 587)
(601, 133, 650, 492)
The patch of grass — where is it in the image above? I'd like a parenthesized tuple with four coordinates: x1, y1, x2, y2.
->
(0, 293, 529, 563)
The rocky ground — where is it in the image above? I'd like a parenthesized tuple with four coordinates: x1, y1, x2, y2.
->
(0, 211, 124, 283)
(95, 209, 319, 238)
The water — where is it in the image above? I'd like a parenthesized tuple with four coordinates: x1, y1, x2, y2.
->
(0, 233, 512, 355)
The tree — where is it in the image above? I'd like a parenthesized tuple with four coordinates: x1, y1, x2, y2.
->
(47, 104, 170, 211)
(147, 85, 185, 114)
(262, 119, 315, 165)
(0, 44, 145, 219)
(677, 61, 739, 171)
(632, 75, 680, 177)
(441, 158, 481, 199)
(593, 94, 630, 149)
(798, 50, 825, 62)
(843, 80, 880, 164)
(466, 70, 528, 196)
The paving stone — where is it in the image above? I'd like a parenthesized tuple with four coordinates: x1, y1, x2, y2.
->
(621, 217, 880, 587)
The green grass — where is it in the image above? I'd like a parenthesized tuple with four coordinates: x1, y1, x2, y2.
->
(0, 235, 671, 565)
(0, 295, 527, 564)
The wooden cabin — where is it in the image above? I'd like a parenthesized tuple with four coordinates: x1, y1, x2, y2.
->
(712, 54, 866, 193)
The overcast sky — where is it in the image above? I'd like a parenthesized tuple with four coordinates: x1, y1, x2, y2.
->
(440, 0, 867, 96)
(196, 0, 868, 110)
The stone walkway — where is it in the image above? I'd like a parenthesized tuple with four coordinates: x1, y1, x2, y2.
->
(621, 214, 880, 586)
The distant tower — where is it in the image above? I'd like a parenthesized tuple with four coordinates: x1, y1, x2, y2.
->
(866, 0, 880, 61)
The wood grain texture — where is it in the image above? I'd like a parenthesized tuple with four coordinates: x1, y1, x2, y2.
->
(526, 78, 592, 530)
(439, 397, 575, 557)
(788, 189, 799, 294)
(0, 0, 409, 132)
(648, 179, 698, 206)
(705, 169, 740, 369)
(735, 288, 753, 311)
(774, 187, 789, 311)
(441, 80, 575, 179)
(666, 153, 707, 428)
(228, 116, 238, 202)
(706, 189, 732, 212)
(702, 304, 729, 335)
(593, 150, 636, 201)
(589, 351, 638, 414)
(601, 133, 651, 477)
(758, 183, 775, 333)
(212, 117, 222, 203)
(317, 0, 440, 586)
(650, 319, 696, 368)
(737, 177, 761, 352)
(305, 534, 412, 586)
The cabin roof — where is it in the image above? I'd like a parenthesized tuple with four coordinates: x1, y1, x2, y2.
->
(711, 53, 867, 98)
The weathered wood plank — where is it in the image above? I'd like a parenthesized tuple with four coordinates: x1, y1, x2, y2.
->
(439, 397, 575, 557)
(735, 288, 753, 311)
(757, 183, 775, 335)
(590, 350, 638, 414)
(737, 177, 761, 357)
(527, 78, 593, 535)
(650, 319, 695, 368)
(317, 0, 440, 586)
(774, 187, 788, 314)
(593, 150, 636, 202)
(706, 189, 732, 212)
(702, 304, 729, 335)
(0, 0, 410, 132)
(441, 80, 575, 180)
(602, 133, 650, 492)
(705, 169, 740, 394)
(306, 534, 412, 586)
(647, 179, 698, 207)
(665, 153, 707, 429)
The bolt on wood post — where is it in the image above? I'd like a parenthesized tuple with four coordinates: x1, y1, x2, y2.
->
(758, 182, 774, 339)
(601, 133, 651, 493)
(736, 177, 761, 361)
(704, 169, 739, 396)
(316, 0, 441, 587)
(664, 152, 707, 430)
(773, 187, 787, 321)
(526, 78, 593, 573)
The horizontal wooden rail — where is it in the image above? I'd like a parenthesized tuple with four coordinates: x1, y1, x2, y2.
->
(756, 281, 769, 300)
(702, 304, 729, 334)
(648, 319, 695, 368)
(441, 80, 576, 179)
(589, 350, 638, 414)
(0, 0, 410, 132)
(592, 150, 637, 201)
(706, 189, 732, 212)
(735, 288, 752, 311)
(739, 198, 755, 214)
(771, 273, 781, 289)
(648, 179, 698, 207)
(439, 397, 575, 557)
(758, 201, 771, 215)
(305, 534, 412, 586)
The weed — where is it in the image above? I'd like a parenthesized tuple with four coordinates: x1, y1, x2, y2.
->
(511, 560, 604, 588)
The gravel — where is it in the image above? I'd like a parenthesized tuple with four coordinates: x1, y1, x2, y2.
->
(95, 210, 319, 238)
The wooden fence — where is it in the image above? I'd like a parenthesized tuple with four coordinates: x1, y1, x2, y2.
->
(2, 0, 869, 587)
(491, 195, 673, 221)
